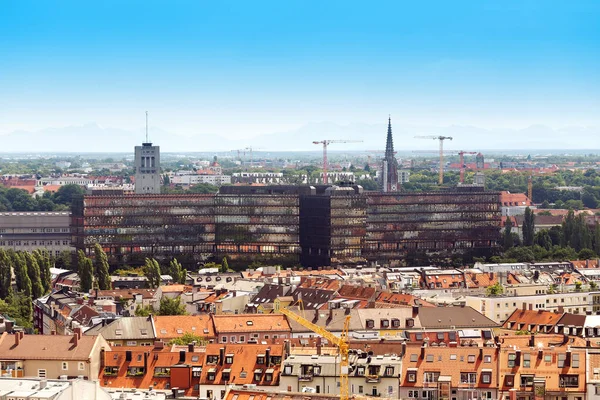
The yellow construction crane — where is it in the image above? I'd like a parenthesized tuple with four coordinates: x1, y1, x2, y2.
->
(414, 135, 453, 185)
(279, 307, 351, 400)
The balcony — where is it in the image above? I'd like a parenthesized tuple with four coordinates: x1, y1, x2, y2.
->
(366, 375, 381, 383)
(299, 374, 313, 382)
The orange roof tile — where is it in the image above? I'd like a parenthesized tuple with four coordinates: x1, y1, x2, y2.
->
(153, 315, 216, 340)
(212, 314, 290, 334)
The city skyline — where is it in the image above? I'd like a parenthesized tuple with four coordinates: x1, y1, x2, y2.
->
(1, 1, 599, 151)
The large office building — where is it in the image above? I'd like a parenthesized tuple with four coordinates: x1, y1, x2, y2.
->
(72, 186, 501, 267)
(134, 141, 161, 194)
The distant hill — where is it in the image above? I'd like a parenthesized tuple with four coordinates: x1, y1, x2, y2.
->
(0, 122, 598, 153)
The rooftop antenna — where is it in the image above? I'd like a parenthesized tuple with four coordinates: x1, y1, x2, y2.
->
(145, 111, 149, 143)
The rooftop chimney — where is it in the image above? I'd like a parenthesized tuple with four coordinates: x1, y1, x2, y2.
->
(14, 332, 21, 346)
(73, 332, 79, 347)
(412, 306, 419, 318)
(74, 327, 82, 340)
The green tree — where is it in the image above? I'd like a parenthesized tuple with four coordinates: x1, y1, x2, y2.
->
(158, 296, 186, 315)
(595, 224, 600, 255)
(503, 217, 514, 250)
(78, 250, 94, 293)
(168, 332, 208, 345)
(143, 258, 161, 288)
(504, 247, 536, 263)
(522, 207, 535, 246)
(13, 252, 32, 297)
(486, 282, 504, 296)
(33, 249, 52, 294)
(221, 257, 230, 273)
(540, 200, 550, 209)
(134, 304, 154, 317)
(0, 249, 13, 299)
(165, 258, 185, 284)
(534, 230, 553, 251)
(52, 184, 85, 205)
(54, 250, 74, 271)
(24, 252, 44, 299)
(578, 248, 597, 260)
(94, 244, 112, 290)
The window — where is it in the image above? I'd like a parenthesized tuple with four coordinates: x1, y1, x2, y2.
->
(78, 362, 85, 371)
(484, 355, 492, 363)
(544, 354, 552, 363)
(221, 336, 227, 343)
(426, 354, 434, 362)
(126, 341, 137, 346)
(254, 369, 263, 381)
(38, 369, 47, 378)
(380, 319, 389, 328)
(207, 355, 218, 364)
(437, 332, 445, 340)
(508, 353, 516, 368)
(410, 354, 418, 362)
(407, 390, 418, 398)
(239, 336, 245, 343)
(467, 355, 476, 363)
(460, 373, 477, 384)
(62, 362, 68, 370)
(366, 319, 375, 329)
(191, 355, 199, 362)
(225, 354, 234, 364)
(356, 366, 365, 376)
(573, 353, 580, 368)
(558, 354, 566, 368)
(523, 353, 530, 368)
(520, 375, 534, 387)
(450, 354, 457, 360)
(407, 371, 417, 383)
(504, 374, 514, 387)
(222, 370, 231, 381)
(424, 372, 440, 383)
(384, 366, 394, 377)
(283, 365, 293, 375)
(481, 372, 492, 384)
(559, 375, 579, 388)
(257, 355, 265, 364)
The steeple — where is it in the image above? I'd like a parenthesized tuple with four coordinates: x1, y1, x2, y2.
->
(385, 116, 394, 157)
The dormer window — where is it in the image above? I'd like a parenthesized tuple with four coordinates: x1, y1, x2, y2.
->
(225, 354, 234, 364)
(254, 369, 263, 381)
(207, 355, 219, 364)
(366, 319, 375, 329)
(380, 319, 390, 328)
(257, 355, 265, 364)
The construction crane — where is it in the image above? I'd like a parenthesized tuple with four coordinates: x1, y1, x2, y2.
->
(313, 140, 363, 184)
(414, 135, 453, 185)
(458, 151, 478, 184)
(279, 307, 351, 400)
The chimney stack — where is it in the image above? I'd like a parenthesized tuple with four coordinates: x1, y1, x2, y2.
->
(73, 332, 79, 347)
(412, 306, 419, 318)
(265, 348, 271, 366)
(14, 332, 21, 346)
(51, 330, 57, 335)
(74, 327, 82, 340)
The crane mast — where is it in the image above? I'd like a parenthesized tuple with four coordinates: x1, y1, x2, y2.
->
(312, 140, 363, 184)
(414, 135, 453, 184)
(279, 308, 351, 400)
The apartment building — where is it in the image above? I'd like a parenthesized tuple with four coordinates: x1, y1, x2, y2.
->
(279, 352, 402, 397)
(0, 330, 108, 380)
(465, 291, 600, 324)
(497, 335, 586, 400)
(400, 342, 498, 400)
(84, 316, 155, 347)
(211, 314, 291, 344)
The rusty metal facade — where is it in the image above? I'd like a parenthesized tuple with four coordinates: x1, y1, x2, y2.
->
(72, 189, 501, 267)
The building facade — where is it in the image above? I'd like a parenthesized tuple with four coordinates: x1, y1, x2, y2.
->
(134, 142, 161, 194)
(0, 211, 73, 256)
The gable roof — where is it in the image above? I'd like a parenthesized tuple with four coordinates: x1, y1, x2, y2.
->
(417, 306, 498, 329)
(153, 315, 215, 340)
(84, 316, 155, 340)
(212, 314, 291, 334)
(502, 309, 563, 332)
(0, 332, 100, 361)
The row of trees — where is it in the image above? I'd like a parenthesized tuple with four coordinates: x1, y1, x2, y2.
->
(0, 248, 55, 328)
(501, 208, 600, 263)
(0, 184, 85, 212)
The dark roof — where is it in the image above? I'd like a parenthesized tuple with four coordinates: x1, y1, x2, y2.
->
(290, 287, 336, 310)
(556, 313, 586, 327)
(250, 284, 290, 304)
(417, 306, 499, 329)
(71, 305, 100, 326)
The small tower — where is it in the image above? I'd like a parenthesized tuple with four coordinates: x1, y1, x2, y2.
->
(476, 152, 485, 170)
(134, 112, 161, 194)
(380, 117, 400, 192)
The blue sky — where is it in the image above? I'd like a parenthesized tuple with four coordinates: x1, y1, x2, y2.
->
(1, 0, 599, 145)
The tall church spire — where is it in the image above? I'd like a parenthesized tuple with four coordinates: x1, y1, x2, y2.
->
(385, 115, 394, 157)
